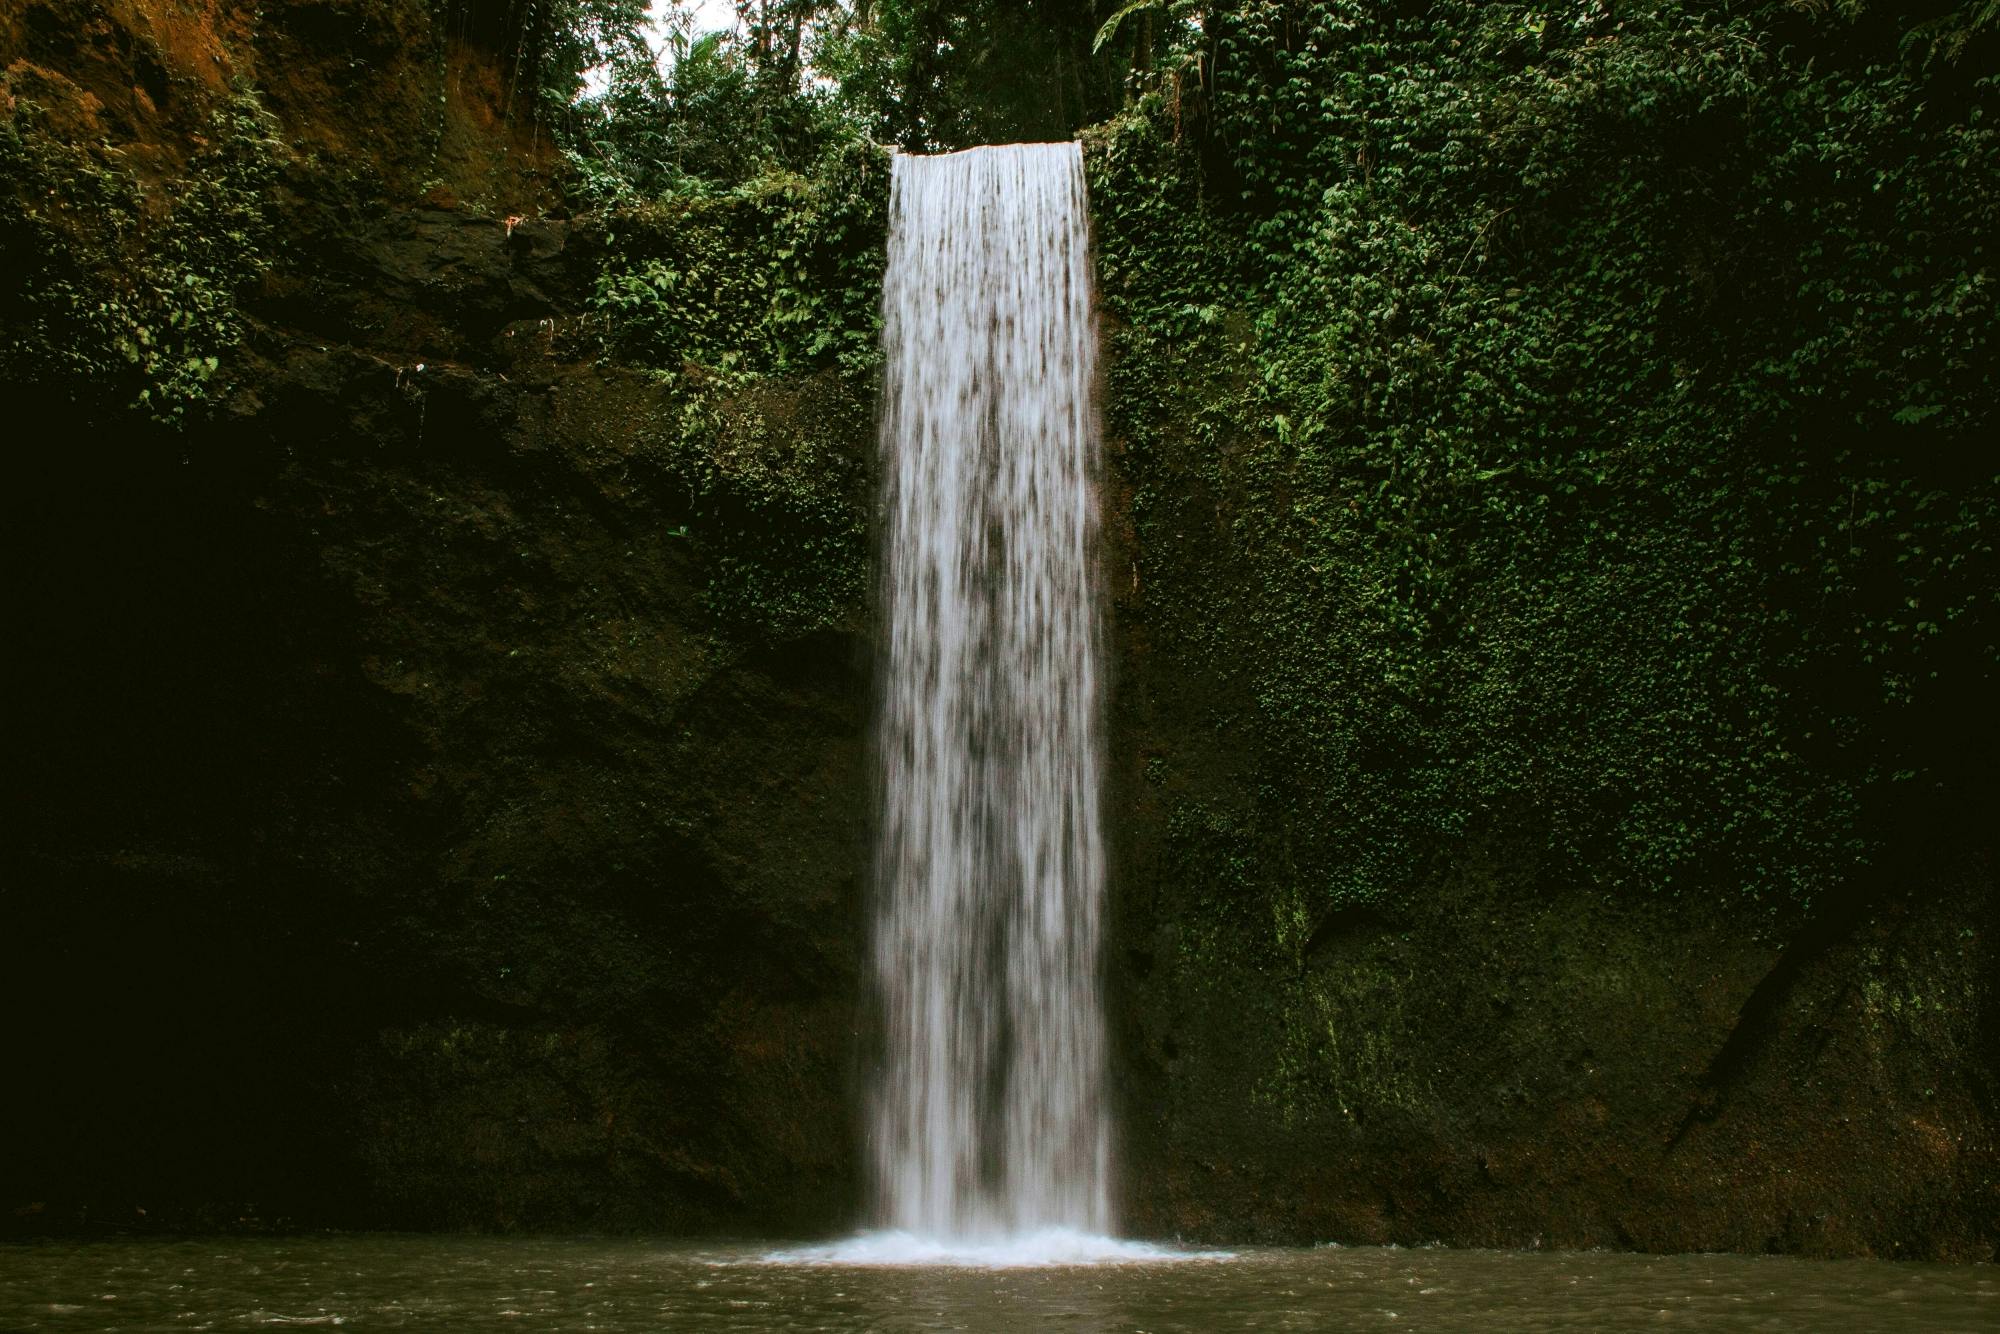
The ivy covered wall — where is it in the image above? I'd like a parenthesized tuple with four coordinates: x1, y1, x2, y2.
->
(1092, 0, 1995, 925)
(1087, 0, 1996, 1252)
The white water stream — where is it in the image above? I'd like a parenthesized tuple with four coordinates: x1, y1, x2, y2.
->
(818, 142, 1113, 1262)
(870, 140, 1110, 1244)
(768, 142, 1192, 1268)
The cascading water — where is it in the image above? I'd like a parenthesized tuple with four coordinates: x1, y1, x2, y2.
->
(870, 141, 1110, 1243)
(769, 143, 1204, 1266)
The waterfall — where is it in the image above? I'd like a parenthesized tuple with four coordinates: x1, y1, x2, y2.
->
(870, 141, 1110, 1241)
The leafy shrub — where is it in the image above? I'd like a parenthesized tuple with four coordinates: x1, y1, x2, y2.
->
(586, 130, 892, 640)
(0, 88, 280, 425)
(1090, 0, 1997, 927)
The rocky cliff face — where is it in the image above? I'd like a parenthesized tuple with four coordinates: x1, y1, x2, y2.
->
(1094, 338, 1999, 1256)
(1081, 69, 1999, 1258)
(1105, 756, 1999, 1258)
(4, 0, 1994, 1259)
(7, 0, 870, 1234)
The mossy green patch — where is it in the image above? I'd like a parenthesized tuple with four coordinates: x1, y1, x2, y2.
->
(1262, 953, 1438, 1132)
(0, 86, 280, 425)
(1090, 2, 1998, 957)
(586, 137, 891, 643)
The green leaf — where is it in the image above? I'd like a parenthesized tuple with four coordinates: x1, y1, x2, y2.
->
(1093, 0, 1160, 55)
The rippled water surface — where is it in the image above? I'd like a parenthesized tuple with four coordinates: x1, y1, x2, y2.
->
(1, 1236, 1992, 1332)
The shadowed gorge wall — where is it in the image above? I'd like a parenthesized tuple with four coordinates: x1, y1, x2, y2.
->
(6, 0, 882, 1233)
(4, 0, 1996, 1257)
(1086, 0, 1996, 1258)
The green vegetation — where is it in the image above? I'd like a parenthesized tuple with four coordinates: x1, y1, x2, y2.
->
(1090, 0, 1997, 943)
(6, 0, 1990, 851)
(576, 29, 892, 638)
(561, 1, 1175, 167)
(555, 2, 1196, 638)
(561, 8, 848, 197)
(0, 88, 280, 425)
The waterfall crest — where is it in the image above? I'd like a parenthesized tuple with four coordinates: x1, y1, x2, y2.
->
(870, 141, 1110, 1240)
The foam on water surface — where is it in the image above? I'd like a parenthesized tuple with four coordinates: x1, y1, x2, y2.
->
(760, 1229, 1229, 1269)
